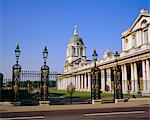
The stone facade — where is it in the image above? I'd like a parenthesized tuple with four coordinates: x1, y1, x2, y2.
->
(57, 9, 150, 95)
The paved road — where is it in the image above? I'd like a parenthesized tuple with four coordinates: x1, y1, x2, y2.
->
(0, 106, 149, 120)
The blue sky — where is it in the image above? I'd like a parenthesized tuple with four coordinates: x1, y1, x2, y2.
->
(0, 0, 149, 78)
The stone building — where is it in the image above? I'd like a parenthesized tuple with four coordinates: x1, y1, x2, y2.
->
(57, 9, 150, 95)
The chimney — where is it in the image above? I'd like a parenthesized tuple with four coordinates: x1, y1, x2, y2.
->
(140, 9, 149, 14)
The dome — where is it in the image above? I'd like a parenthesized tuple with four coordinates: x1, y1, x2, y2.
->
(68, 26, 84, 45)
(69, 35, 84, 45)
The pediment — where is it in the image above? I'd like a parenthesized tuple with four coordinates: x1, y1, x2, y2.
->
(64, 60, 73, 67)
(71, 57, 86, 64)
(129, 14, 150, 32)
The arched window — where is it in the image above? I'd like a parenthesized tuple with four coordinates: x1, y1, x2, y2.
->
(132, 34, 136, 47)
(80, 47, 83, 56)
(141, 20, 147, 28)
(72, 47, 75, 55)
(125, 39, 128, 50)
(143, 29, 148, 43)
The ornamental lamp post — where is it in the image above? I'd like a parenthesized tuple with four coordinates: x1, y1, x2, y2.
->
(67, 82, 75, 104)
(114, 51, 123, 101)
(43, 46, 48, 65)
(91, 49, 101, 103)
(41, 46, 49, 101)
(12, 43, 21, 102)
(92, 49, 98, 67)
(15, 44, 20, 64)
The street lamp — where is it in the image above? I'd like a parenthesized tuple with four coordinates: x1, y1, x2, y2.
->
(92, 49, 98, 67)
(114, 51, 123, 100)
(41, 46, 49, 101)
(67, 82, 75, 104)
(12, 43, 21, 101)
(15, 44, 20, 64)
(91, 49, 101, 102)
(43, 46, 48, 65)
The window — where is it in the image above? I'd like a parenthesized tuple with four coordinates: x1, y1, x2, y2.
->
(80, 47, 83, 56)
(77, 48, 79, 56)
(141, 20, 147, 28)
(132, 34, 136, 47)
(72, 47, 75, 55)
(124, 39, 128, 50)
(125, 39, 128, 43)
(144, 29, 148, 43)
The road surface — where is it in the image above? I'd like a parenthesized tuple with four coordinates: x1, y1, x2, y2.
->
(0, 106, 149, 120)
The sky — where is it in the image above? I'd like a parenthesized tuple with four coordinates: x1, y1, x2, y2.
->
(0, 0, 149, 78)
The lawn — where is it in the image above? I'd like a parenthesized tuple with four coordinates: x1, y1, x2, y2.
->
(49, 89, 148, 99)
(49, 89, 90, 98)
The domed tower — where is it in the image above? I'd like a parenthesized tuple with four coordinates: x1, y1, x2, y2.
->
(64, 26, 86, 72)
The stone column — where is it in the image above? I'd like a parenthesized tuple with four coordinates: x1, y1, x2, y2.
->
(73, 76, 75, 86)
(142, 60, 147, 92)
(81, 74, 83, 91)
(79, 75, 81, 91)
(59, 80, 61, 89)
(88, 73, 91, 91)
(77, 75, 79, 90)
(101, 70, 105, 91)
(84, 73, 87, 91)
(57, 80, 59, 89)
(134, 62, 138, 92)
(121, 65, 125, 93)
(62, 80, 64, 89)
(61, 80, 63, 90)
(67, 77, 69, 88)
(82, 74, 85, 91)
(124, 64, 128, 93)
(59, 80, 60, 89)
(107, 68, 111, 91)
(75, 75, 77, 90)
(62, 79, 64, 90)
(61, 79, 63, 90)
(66, 78, 68, 89)
(131, 63, 135, 93)
(80, 75, 82, 91)
(64, 79, 66, 90)
(75, 75, 77, 88)
(78, 75, 80, 91)
(148, 25, 150, 43)
(146, 59, 150, 91)
(65, 78, 67, 89)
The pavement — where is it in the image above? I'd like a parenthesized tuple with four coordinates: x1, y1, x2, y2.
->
(0, 99, 150, 113)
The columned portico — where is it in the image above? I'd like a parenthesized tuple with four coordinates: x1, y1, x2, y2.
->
(57, 10, 150, 95)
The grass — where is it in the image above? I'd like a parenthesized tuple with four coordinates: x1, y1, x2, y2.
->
(49, 89, 90, 98)
(49, 89, 149, 99)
